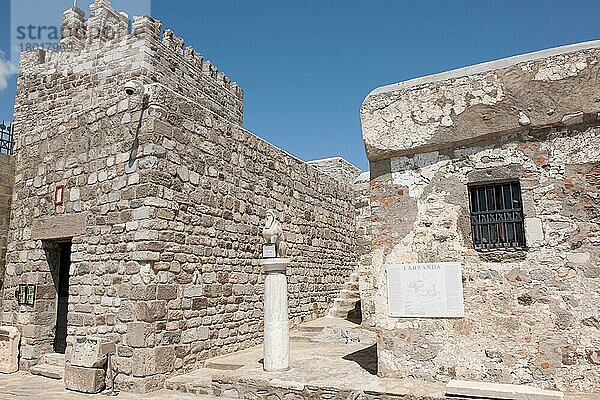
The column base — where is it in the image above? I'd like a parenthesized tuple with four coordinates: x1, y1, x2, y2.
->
(259, 258, 290, 273)
(263, 365, 291, 373)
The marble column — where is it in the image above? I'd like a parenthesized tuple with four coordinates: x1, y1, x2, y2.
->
(260, 258, 290, 372)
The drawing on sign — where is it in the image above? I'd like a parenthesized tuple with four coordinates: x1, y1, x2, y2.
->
(408, 279, 438, 298)
(386, 262, 464, 318)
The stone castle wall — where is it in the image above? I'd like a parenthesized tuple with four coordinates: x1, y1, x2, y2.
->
(307, 157, 362, 185)
(0, 154, 14, 314)
(361, 43, 600, 392)
(305, 159, 373, 325)
(2, 0, 360, 392)
(117, 86, 358, 386)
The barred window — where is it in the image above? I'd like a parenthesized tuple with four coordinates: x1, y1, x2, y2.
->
(0, 122, 13, 155)
(468, 181, 525, 250)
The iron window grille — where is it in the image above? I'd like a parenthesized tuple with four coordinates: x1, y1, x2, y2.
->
(468, 181, 526, 250)
(0, 122, 14, 155)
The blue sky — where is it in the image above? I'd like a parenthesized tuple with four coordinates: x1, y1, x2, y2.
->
(1, 1, 600, 171)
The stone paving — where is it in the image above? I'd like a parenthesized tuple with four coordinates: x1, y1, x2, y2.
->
(166, 317, 448, 399)
(165, 317, 598, 400)
(0, 371, 218, 400)
(1, 317, 597, 399)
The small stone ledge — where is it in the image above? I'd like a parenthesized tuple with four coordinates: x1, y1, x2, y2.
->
(360, 42, 600, 161)
(368, 40, 600, 97)
(446, 379, 564, 400)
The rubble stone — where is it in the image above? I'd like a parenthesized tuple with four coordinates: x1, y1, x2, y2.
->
(361, 42, 600, 392)
(0, 0, 364, 391)
(0, 325, 20, 373)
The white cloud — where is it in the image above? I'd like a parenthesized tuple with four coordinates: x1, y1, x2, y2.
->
(0, 52, 16, 91)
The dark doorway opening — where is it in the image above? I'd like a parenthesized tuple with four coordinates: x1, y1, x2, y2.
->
(53, 242, 71, 354)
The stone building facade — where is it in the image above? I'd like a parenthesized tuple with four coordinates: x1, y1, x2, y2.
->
(361, 42, 600, 392)
(0, 0, 363, 392)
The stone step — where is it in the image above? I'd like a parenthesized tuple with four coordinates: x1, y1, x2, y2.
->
(328, 301, 360, 316)
(328, 270, 361, 321)
(165, 370, 216, 397)
(328, 307, 353, 318)
(296, 325, 324, 333)
(289, 334, 314, 343)
(446, 379, 564, 400)
(204, 360, 244, 371)
(30, 363, 64, 380)
(338, 289, 360, 300)
(293, 326, 376, 344)
(39, 353, 65, 368)
(332, 297, 359, 309)
(165, 359, 422, 400)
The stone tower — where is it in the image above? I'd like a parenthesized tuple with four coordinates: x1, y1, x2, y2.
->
(2, 0, 360, 392)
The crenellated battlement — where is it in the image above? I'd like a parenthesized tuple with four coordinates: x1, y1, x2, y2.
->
(19, 0, 243, 124)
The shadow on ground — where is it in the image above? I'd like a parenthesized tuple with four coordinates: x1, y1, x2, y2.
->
(342, 343, 377, 375)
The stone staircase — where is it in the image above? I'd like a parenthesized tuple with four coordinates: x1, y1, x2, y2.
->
(328, 271, 361, 322)
(30, 353, 65, 380)
(290, 315, 376, 344)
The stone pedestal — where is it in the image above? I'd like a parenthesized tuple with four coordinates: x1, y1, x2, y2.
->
(260, 258, 290, 372)
(64, 364, 106, 394)
(65, 337, 107, 393)
(0, 326, 20, 373)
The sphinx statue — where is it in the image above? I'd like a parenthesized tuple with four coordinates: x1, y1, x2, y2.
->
(262, 209, 286, 257)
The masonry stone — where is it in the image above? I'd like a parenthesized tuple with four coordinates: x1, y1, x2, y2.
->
(0, 325, 20, 373)
(361, 41, 600, 393)
(67, 337, 107, 368)
(0, 0, 364, 392)
(0, 155, 14, 314)
(64, 364, 106, 394)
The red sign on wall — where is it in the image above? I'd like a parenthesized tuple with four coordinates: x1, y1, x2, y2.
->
(55, 185, 65, 206)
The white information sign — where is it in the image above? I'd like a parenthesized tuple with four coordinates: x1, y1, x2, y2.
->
(262, 244, 277, 259)
(386, 262, 464, 318)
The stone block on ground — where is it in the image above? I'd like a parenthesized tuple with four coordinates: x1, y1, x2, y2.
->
(64, 364, 106, 394)
(68, 336, 107, 368)
(0, 326, 20, 373)
(30, 363, 64, 380)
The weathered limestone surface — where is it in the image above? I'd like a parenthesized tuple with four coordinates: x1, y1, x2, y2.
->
(361, 44, 600, 392)
(64, 364, 106, 394)
(0, 155, 14, 315)
(2, 0, 362, 392)
(67, 336, 107, 368)
(361, 40, 600, 161)
(446, 379, 564, 400)
(0, 325, 20, 373)
(31, 213, 89, 241)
